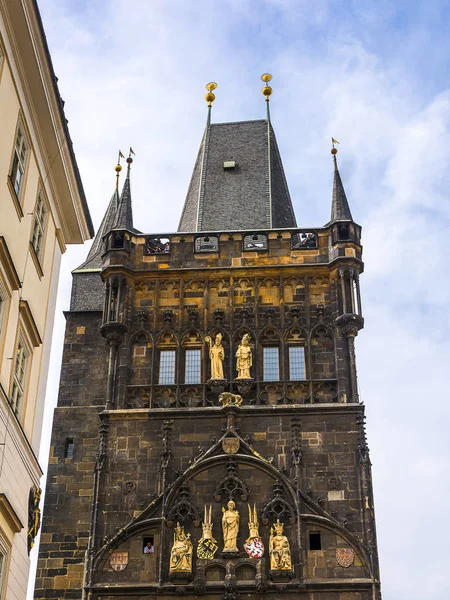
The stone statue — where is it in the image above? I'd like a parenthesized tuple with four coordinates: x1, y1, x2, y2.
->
(269, 519, 292, 571)
(206, 333, 225, 379)
(169, 523, 193, 573)
(197, 504, 218, 559)
(222, 500, 240, 552)
(235, 334, 252, 379)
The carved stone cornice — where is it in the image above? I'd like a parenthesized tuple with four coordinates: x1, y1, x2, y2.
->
(19, 300, 42, 347)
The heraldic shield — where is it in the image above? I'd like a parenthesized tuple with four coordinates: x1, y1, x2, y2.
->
(222, 438, 240, 455)
(336, 547, 355, 568)
(244, 537, 264, 558)
(110, 551, 128, 572)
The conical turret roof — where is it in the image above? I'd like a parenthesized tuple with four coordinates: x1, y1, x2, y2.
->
(330, 154, 353, 222)
(76, 188, 119, 271)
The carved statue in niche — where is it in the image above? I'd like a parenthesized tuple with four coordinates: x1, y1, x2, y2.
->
(222, 500, 240, 552)
(269, 520, 292, 571)
(235, 334, 252, 379)
(206, 333, 225, 380)
(169, 523, 193, 573)
(197, 505, 218, 559)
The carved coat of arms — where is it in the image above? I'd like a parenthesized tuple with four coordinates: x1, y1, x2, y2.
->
(110, 551, 129, 572)
(197, 537, 219, 559)
(222, 438, 240, 455)
(336, 547, 355, 568)
(244, 537, 264, 558)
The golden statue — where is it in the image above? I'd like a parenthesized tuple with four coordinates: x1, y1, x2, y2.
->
(244, 504, 264, 558)
(222, 500, 240, 552)
(206, 333, 225, 379)
(197, 504, 218, 559)
(169, 523, 193, 573)
(235, 334, 252, 379)
(269, 520, 292, 571)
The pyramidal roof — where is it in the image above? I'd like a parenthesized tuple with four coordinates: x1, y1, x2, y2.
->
(178, 119, 297, 232)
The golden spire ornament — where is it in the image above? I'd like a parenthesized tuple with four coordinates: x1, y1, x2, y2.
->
(331, 138, 340, 169)
(261, 73, 273, 101)
(115, 150, 124, 190)
(205, 82, 217, 107)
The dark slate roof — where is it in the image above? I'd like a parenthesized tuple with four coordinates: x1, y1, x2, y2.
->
(330, 156, 353, 222)
(113, 176, 133, 230)
(75, 189, 119, 271)
(178, 119, 297, 232)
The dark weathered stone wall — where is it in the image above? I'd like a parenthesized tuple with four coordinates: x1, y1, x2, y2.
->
(35, 224, 380, 600)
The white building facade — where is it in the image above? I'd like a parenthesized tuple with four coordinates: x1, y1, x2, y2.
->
(0, 1, 93, 598)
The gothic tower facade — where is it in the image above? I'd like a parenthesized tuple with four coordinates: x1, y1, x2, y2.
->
(34, 89, 381, 600)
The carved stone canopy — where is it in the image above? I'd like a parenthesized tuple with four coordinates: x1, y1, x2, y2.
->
(214, 458, 249, 502)
(262, 482, 296, 525)
(167, 483, 201, 527)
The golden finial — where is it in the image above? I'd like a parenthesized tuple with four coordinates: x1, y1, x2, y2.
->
(205, 82, 217, 107)
(331, 137, 340, 155)
(261, 73, 273, 101)
(115, 150, 124, 190)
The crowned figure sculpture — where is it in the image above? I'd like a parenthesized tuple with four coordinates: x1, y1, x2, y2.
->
(169, 523, 193, 573)
(269, 519, 292, 571)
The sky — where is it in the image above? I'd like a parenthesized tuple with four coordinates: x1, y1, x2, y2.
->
(29, 1, 450, 598)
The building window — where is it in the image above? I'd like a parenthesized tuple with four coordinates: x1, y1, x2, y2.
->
(31, 193, 47, 259)
(159, 350, 176, 385)
(10, 338, 29, 418)
(0, 548, 7, 599)
(10, 124, 28, 198)
(263, 347, 279, 381)
(185, 349, 201, 384)
(0, 280, 8, 339)
(289, 346, 306, 380)
(309, 531, 322, 550)
(65, 438, 74, 459)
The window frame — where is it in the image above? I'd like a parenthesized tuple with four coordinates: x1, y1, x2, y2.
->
(0, 276, 10, 361)
(158, 349, 176, 385)
(262, 346, 280, 382)
(184, 348, 202, 384)
(288, 345, 306, 381)
(0, 540, 10, 600)
(9, 330, 31, 421)
(309, 531, 322, 551)
(9, 119, 29, 202)
(30, 190, 48, 263)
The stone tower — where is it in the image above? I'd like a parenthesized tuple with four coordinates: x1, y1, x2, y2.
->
(34, 85, 381, 600)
